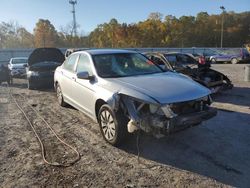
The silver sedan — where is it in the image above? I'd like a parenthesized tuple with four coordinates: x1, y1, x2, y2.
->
(54, 49, 217, 146)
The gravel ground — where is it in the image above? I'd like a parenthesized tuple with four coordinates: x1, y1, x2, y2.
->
(0, 64, 250, 187)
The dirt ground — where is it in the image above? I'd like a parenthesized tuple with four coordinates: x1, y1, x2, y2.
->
(0, 64, 250, 187)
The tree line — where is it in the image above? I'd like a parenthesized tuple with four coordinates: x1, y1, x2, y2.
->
(0, 11, 249, 49)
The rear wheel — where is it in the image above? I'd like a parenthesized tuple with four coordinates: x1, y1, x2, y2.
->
(27, 80, 34, 90)
(211, 58, 216, 64)
(56, 84, 66, 107)
(98, 104, 128, 146)
(231, 58, 238, 64)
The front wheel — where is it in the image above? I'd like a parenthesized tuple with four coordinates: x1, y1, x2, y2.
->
(98, 104, 128, 146)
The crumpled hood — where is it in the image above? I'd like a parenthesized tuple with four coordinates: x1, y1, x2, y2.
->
(103, 72, 211, 104)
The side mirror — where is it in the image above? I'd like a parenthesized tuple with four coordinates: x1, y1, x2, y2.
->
(23, 64, 28, 67)
(77, 71, 94, 80)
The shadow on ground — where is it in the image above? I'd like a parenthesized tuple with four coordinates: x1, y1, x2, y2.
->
(120, 109, 250, 187)
(10, 78, 55, 92)
(213, 87, 250, 107)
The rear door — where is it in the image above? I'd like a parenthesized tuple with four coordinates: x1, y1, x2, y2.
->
(60, 54, 79, 103)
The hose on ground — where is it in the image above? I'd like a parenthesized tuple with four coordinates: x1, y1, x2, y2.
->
(5, 83, 80, 167)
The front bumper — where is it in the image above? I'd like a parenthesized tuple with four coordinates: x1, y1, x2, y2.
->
(28, 75, 54, 88)
(140, 107, 217, 135)
(11, 69, 26, 77)
(167, 107, 217, 133)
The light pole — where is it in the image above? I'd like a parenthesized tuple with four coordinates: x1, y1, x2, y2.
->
(220, 6, 225, 48)
(69, 0, 77, 37)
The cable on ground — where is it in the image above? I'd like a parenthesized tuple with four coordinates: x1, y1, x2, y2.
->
(4, 83, 80, 167)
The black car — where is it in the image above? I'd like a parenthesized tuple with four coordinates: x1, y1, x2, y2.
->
(145, 52, 233, 94)
(0, 64, 12, 85)
(27, 48, 65, 89)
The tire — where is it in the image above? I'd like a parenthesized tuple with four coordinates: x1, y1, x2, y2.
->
(9, 77, 13, 85)
(27, 80, 34, 90)
(231, 58, 238, 64)
(98, 104, 128, 146)
(211, 58, 216, 64)
(56, 84, 66, 107)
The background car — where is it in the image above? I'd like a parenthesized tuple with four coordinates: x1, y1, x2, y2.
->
(54, 49, 216, 146)
(203, 49, 242, 64)
(8, 57, 28, 78)
(145, 52, 233, 93)
(0, 64, 12, 85)
(26, 48, 64, 89)
(241, 47, 250, 63)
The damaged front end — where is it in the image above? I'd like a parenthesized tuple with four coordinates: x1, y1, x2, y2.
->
(194, 68, 233, 94)
(116, 94, 217, 137)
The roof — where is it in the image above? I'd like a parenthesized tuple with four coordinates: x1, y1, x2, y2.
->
(11, 57, 28, 60)
(162, 52, 181, 55)
(75, 49, 137, 55)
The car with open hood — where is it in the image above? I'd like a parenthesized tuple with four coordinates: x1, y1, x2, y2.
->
(54, 49, 217, 146)
(145, 52, 233, 94)
(27, 48, 65, 89)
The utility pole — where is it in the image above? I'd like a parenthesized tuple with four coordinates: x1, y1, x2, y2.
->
(220, 6, 225, 48)
(69, 0, 77, 36)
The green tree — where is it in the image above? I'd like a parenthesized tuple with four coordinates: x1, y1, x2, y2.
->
(33, 19, 58, 47)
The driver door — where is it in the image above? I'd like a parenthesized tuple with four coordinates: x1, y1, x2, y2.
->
(72, 54, 96, 117)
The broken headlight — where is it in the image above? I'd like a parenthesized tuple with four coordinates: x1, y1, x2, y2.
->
(161, 105, 177, 118)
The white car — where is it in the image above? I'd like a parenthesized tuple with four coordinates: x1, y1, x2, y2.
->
(8, 57, 28, 77)
(54, 49, 217, 146)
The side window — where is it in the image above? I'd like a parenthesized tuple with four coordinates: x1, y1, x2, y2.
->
(63, 54, 78, 72)
(76, 54, 93, 75)
(178, 55, 189, 63)
(165, 55, 177, 65)
(151, 56, 165, 66)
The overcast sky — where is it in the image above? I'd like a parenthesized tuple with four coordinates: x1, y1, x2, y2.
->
(0, 0, 249, 34)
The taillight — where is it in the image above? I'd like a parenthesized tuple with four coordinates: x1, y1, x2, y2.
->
(198, 56, 205, 65)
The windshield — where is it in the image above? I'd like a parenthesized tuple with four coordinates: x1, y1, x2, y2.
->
(11, 58, 28, 64)
(93, 53, 163, 78)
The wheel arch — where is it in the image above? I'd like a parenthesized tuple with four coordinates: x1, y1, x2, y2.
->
(54, 80, 59, 89)
(95, 99, 107, 121)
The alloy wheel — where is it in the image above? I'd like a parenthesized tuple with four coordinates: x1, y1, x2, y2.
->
(100, 110, 116, 141)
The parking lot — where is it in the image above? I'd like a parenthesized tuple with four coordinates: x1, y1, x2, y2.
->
(0, 64, 250, 187)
